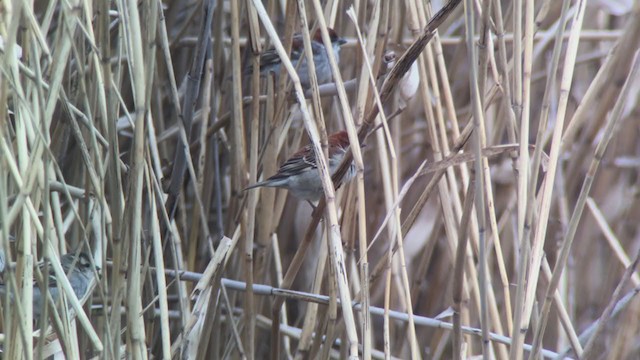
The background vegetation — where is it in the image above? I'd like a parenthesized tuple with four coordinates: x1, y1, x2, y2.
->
(1, 0, 639, 359)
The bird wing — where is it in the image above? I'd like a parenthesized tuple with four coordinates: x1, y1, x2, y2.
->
(259, 33, 306, 70)
(259, 48, 282, 69)
(268, 145, 316, 181)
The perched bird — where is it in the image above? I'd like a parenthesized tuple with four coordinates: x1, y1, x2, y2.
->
(383, 45, 420, 103)
(0, 252, 98, 318)
(245, 131, 358, 202)
(257, 28, 347, 88)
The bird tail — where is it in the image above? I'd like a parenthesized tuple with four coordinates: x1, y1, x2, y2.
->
(244, 177, 289, 191)
(243, 181, 273, 191)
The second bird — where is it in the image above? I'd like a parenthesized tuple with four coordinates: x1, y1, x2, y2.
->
(258, 28, 347, 89)
(0, 252, 97, 319)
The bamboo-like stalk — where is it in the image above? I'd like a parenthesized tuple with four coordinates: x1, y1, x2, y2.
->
(561, 9, 640, 147)
(539, 257, 582, 355)
(509, 3, 528, 358)
(149, 170, 171, 360)
(296, 226, 328, 356)
(581, 248, 640, 360)
(176, 29, 626, 50)
(555, 286, 640, 359)
(156, 268, 566, 358)
(463, 0, 491, 357)
(3, 0, 640, 358)
(308, 3, 365, 356)
(512, 0, 573, 359)
(164, 0, 217, 227)
(587, 199, 640, 287)
(243, 1, 263, 357)
(348, 3, 383, 356)
(453, 179, 475, 359)
(530, 51, 640, 358)
(512, 1, 588, 358)
(122, 0, 150, 357)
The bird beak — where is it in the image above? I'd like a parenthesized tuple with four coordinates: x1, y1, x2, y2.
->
(338, 38, 347, 46)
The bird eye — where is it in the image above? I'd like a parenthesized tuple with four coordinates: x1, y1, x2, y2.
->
(78, 253, 92, 267)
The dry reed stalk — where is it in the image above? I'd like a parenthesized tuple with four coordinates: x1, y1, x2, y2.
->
(149, 175, 171, 359)
(296, 226, 328, 355)
(512, 1, 573, 359)
(580, 247, 640, 360)
(347, 3, 385, 356)
(462, 0, 492, 357)
(587, 199, 640, 287)
(3, 0, 640, 358)
(452, 178, 475, 359)
(510, 2, 528, 357)
(510, 0, 586, 359)
(158, 268, 566, 357)
(243, 1, 263, 357)
(530, 51, 640, 358)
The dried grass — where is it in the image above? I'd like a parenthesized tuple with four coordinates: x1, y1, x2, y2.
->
(1, 0, 640, 359)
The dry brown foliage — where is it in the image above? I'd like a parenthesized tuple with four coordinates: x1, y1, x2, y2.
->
(1, 0, 639, 359)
